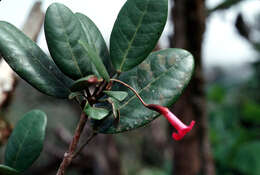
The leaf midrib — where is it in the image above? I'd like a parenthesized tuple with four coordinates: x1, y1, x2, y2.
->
(119, 59, 183, 110)
(79, 18, 99, 55)
(10, 119, 33, 168)
(2, 25, 71, 92)
(118, 0, 150, 71)
(56, 5, 83, 77)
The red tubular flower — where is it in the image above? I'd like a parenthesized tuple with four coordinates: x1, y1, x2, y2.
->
(147, 104, 195, 141)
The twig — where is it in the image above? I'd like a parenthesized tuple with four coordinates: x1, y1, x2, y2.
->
(110, 79, 148, 107)
(56, 112, 88, 175)
(95, 81, 108, 99)
(73, 132, 97, 158)
(85, 89, 92, 98)
(91, 72, 119, 100)
(92, 80, 105, 97)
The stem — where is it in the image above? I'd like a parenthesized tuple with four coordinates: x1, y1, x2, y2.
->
(95, 81, 108, 99)
(85, 89, 92, 98)
(110, 79, 148, 107)
(93, 80, 106, 97)
(92, 72, 119, 99)
(73, 132, 97, 158)
(56, 112, 88, 175)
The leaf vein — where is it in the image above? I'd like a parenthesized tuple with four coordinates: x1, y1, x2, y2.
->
(118, 0, 150, 71)
(56, 6, 83, 77)
(119, 62, 183, 109)
(2, 25, 70, 92)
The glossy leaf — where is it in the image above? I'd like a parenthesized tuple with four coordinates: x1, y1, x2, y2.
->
(0, 165, 18, 175)
(78, 40, 110, 81)
(0, 21, 73, 98)
(70, 75, 102, 92)
(75, 13, 113, 75)
(103, 91, 128, 102)
(110, 0, 168, 72)
(5, 110, 47, 172)
(84, 103, 109, 120)
(95, 48, 194, 133)
(44, 3, 94, 79)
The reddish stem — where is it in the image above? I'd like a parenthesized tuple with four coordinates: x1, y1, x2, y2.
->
(110, 79, 147, 107)
(111, 79, 195, 140)
(56, 112, 88, 175)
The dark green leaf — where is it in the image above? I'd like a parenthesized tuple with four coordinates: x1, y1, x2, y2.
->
(78, 40, 110, 81)
(44, 3, 94, 79)
(0, 21, 73, 98)
(75, 13, 114, 75)
(95, 48, 194, 133)
(0, 165, 18, 175)
(70, 75, 102, 92)
(5, 110, 47, 172)
(84, 102, 109, 120)
(103, 91, 128, 101)
(110, 0, 168, 72)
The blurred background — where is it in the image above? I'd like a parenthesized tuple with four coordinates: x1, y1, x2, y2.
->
(0, 0, 259, 175)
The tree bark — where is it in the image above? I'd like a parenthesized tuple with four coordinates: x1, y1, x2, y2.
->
(169, 0, 215, 175)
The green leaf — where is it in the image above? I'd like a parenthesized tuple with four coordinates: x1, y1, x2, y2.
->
(0, 165, 19, 175)
(78, 40, 110, 81)
(103, 91, 128, 102)
(84, 103, 109, 120)
(95, 48, 194, 133)
(75, 13, 113, 75)
(110, 0, 168, 72)
(0, 21, 73, 98)
(5, 110, 47, 172)
(70, 75, 102, 92)
(44, 3, 94, 79)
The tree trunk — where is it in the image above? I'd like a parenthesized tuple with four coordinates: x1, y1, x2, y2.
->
(169, 0, 215, 175)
